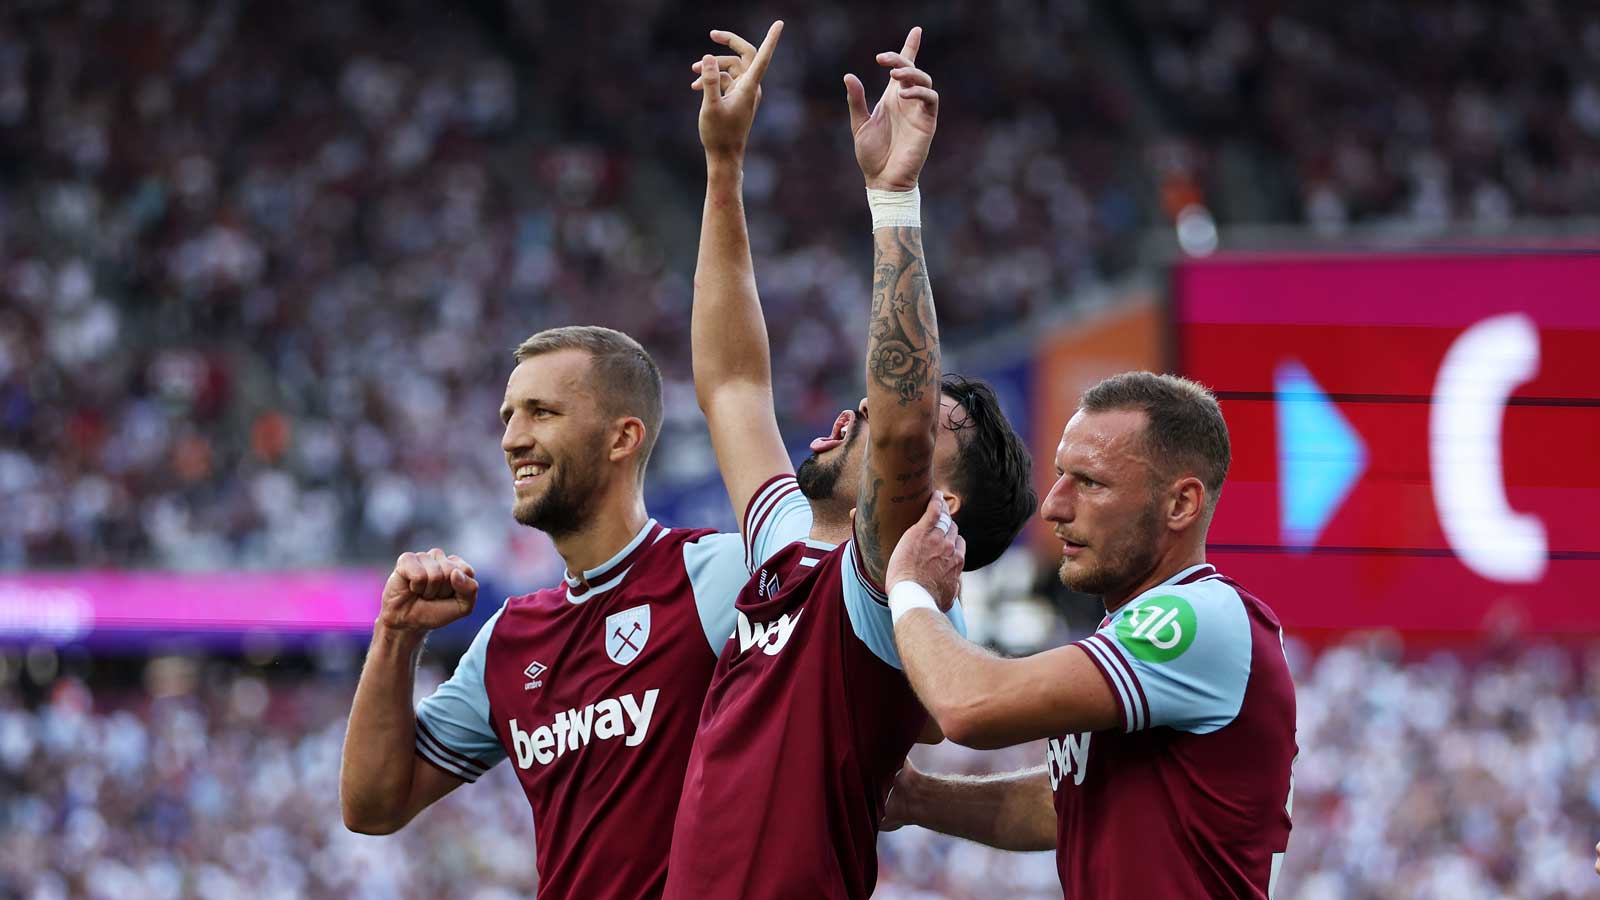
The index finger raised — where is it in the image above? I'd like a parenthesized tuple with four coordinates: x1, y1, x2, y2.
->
(899, 25, 922, 64)
(743, 20, 784, 85)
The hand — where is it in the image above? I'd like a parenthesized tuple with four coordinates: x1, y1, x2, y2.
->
(379, 548, 479, 633)
(880, 756, 926, 831)
(691, 21, 784, 163)
(886, 492, 965, 611)
(844, 26, 939, 191)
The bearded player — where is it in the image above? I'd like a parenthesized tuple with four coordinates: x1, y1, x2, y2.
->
(882, 372, 1297, 898)
(662, 24, 1034, 899)
(340, 326, 765, 899)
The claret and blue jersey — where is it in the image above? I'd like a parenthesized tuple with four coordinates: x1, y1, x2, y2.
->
(1055, 563, 1297, 899)
(664, 474, 967, 900)
(411, 517, 757, 900)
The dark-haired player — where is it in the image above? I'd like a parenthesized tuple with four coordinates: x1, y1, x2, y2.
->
(663, 24, 1035, 899)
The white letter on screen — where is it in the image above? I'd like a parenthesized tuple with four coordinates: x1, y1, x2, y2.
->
(1429, 313, 1546, 583)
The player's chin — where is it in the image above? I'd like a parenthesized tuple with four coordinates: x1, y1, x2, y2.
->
(1057, 557, 1092, 590)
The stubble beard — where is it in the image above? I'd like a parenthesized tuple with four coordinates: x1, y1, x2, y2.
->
(796, 424, 863, 508)
(513, 461, 598, 539)
(1058, 500, 1163, 597)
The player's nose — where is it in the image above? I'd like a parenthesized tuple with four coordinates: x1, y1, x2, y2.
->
(857, 397, 869, 420)
(1040, 474, 1073, 523)
(501, 415, 532, 455)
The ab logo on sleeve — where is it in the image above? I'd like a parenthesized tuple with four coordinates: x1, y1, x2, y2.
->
(1115, 595, 1196, 663)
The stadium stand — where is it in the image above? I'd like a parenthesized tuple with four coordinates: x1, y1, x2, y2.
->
(4, 0, 1598, 896)
(2, 641, 1598, 898)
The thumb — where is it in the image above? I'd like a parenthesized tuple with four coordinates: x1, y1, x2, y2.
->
(843, 73, 869, 133)
(700, 54, 722, 108)
(919, 491, 948, 526)
(451, 567, 478, 601)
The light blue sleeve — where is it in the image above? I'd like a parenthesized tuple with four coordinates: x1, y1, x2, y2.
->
(1075, 578, 1251, 735)
(841, 540, 968, 670)
(743, 475, 814, 571)
(683, 531, 751, 653)
(414, 604, 508, 781)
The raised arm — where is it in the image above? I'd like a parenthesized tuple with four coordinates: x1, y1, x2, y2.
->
(689, 22, 794, 526)
(847, 27, 943, 583)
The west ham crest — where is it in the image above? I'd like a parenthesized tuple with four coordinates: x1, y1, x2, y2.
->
(605, 604, 651, 666)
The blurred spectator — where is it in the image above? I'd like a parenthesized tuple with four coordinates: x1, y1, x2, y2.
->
(0, 0, 1140, 577)
(10, 0, 1591, 575)
(2, 640, 1597, 898)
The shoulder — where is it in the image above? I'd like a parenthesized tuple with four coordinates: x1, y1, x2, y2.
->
(1109, 574, 1249, 668)
(504, 585, 568, 614)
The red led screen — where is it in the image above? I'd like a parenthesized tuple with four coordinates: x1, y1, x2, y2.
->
(1176, 254, 1600, 640)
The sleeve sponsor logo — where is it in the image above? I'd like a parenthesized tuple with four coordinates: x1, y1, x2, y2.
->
(1115, 594, 1196, 663)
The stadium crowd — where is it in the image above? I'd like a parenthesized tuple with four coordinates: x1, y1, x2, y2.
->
(1, 639, 1597, 898)
(6, 0, 1596, 576)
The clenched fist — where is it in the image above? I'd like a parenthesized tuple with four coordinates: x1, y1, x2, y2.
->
(379, 548, 478, 633)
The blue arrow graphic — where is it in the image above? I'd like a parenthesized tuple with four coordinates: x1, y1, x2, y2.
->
(1275, 360, 1367, 549)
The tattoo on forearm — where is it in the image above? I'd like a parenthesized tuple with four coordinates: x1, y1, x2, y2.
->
(857, 472, 886, 579)
(867, 228, 939, 407)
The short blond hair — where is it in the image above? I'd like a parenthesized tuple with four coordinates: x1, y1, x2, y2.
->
(513, 326, 662, 474)
(1080, 371, 1230, 506)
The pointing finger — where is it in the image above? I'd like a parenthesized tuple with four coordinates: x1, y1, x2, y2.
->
(900, 25, 922, 64)
(744, 20, 784, 85)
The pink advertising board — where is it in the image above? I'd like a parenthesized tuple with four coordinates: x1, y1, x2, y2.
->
(0, 570, 385, 645)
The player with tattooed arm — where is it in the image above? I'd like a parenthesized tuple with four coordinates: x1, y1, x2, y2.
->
(662, 24, 1035, 900)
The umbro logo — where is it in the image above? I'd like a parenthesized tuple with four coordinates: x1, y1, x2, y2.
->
(524, 660, 547, 690)
(759, 569, 781, 600)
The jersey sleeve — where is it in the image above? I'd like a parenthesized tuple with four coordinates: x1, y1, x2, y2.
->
(682, 531, 751, 654)
(1073, 577, 1251, 735)
(414, 604, 509, 782)
(841, 539, 968, 670)
(743, 475, 813, 572)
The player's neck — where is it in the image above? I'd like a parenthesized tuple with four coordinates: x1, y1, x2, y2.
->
(552, 490, 650, 580)
(806, 502, 854, 545)
(1103, 542, 1207, 614)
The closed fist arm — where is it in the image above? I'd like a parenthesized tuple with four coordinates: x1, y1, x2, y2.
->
(379, 548, 478, 633)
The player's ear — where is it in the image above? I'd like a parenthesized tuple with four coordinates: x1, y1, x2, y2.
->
(1166, 475, 1205, 531)
(939, 489, 962, 518)
(608, 417, 647, 465)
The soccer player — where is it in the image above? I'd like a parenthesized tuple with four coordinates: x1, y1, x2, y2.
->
(880, 372, 1297, 898)
(663, 24, 1035, 899)
(340, 326, 762, 900)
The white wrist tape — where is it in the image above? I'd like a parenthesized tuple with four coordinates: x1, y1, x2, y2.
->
(867, 186, 921, 230)
(889, 581, 941, 624)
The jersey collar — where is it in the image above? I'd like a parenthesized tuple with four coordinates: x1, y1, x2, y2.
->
(564, 518, 664, 604)
(1160, 563, 1218, 587)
